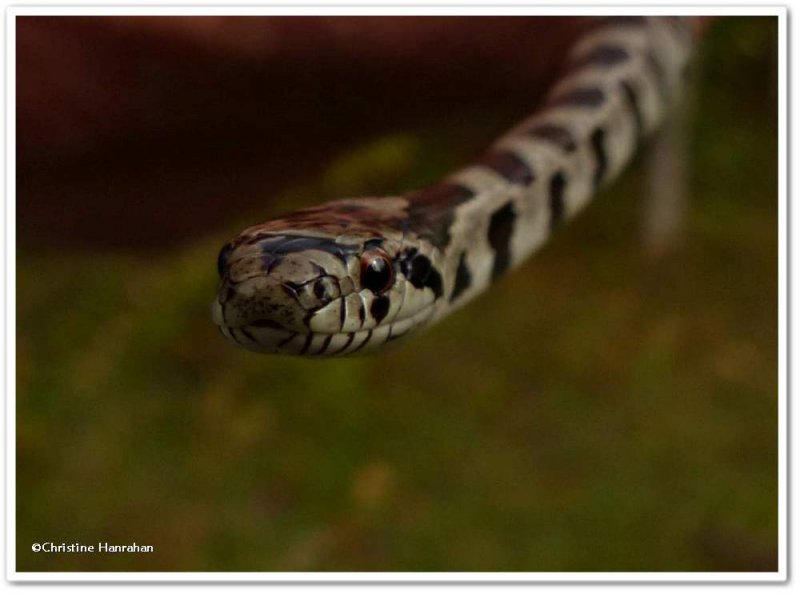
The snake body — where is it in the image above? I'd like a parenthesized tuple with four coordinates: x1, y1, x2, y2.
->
(213, 16, 694, 356)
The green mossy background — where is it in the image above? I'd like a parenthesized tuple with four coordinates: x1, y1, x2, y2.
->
(17, 17, 778, 572)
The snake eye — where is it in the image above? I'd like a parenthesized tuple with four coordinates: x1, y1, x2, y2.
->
(217, 243, 235, 278)
(360, 250, 394, 294)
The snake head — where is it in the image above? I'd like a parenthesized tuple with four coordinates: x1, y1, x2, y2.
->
(212, 199, 443, 356)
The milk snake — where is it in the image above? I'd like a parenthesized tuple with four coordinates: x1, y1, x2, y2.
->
(213, 16, 695, 356)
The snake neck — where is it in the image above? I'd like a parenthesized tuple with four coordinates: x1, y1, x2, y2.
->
(215, 16, 695, 356)
(404, 16, 694, 322)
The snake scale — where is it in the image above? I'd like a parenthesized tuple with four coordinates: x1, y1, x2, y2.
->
(213, 16, 695, 356)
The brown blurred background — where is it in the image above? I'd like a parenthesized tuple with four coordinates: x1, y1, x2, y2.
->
(17, 16, 600, 248)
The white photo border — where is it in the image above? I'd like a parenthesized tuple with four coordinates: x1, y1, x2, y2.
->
(4, 2, 787, 584)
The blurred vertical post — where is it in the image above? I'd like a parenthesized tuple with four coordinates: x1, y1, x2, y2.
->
(641, 16, 708, 258)
(641, 93, 691, 258)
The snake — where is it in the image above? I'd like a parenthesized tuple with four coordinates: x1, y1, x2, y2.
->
(212, 16, 695, 356)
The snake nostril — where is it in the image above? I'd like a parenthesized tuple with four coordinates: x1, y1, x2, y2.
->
(313, 278, 331, 301)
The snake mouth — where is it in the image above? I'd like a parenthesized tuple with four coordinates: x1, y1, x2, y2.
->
(211, 297, 362, 356)
(217, 323, 373, 357)
(214, 299, 436, 357)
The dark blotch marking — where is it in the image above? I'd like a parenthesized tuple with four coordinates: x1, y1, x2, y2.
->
(425, 269, 444, 299)
(487, 202, 516, 281)
(408, 183, 474, 206)
(450, 252, 472, 302)
(590, 128, 608, 189)
(407, 183, 475, 248)
(525, 124, 577, 152)
(408, 255, 432, 286)
(620, 80, 644, 147)
(254, 235, 360, 262)
(548, 87, 605, 109)
(397, 249, 442, 297)
(398, 249, 431, 288)
(476, 151, 534, 185)
(572, 44, 631, 69)
(549, 172, 566, 231)
(370, 295, 391, 324)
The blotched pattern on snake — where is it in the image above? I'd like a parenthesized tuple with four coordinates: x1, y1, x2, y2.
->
(213, 16, 695, 356)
